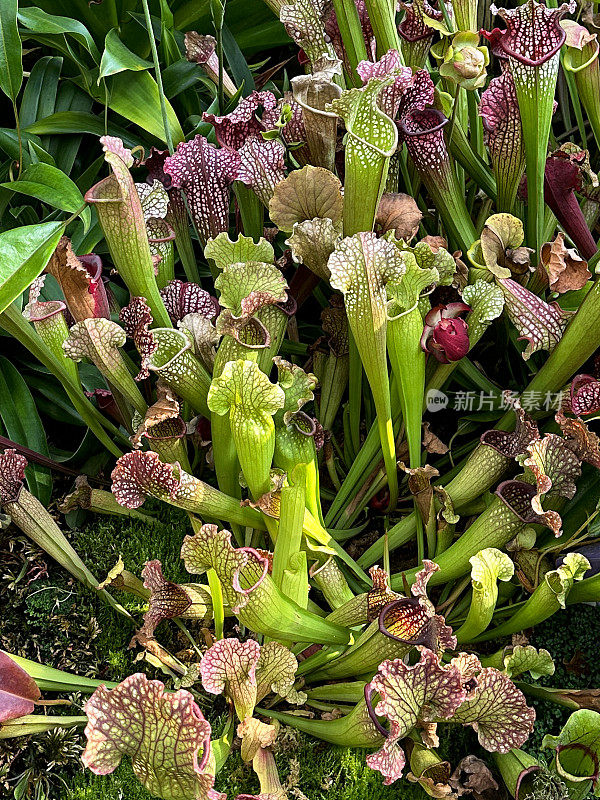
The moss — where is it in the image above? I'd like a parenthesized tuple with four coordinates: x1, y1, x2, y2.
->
(525, 603, 600, 752)
(72, 502, 189, 583)
(63, 729, 425, 800)
(65, 761, 154, 800)
(69, 505, 193, 682)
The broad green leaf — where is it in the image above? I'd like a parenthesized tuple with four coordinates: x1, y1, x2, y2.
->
(161, 59, 205, 99)
(0, 128, 42, 167)
(159, 0, 175, 29)
(0, 163, 90, 230)
(51, 83, 94, 175)
(26, 374, 86, 427)
(174, 0, 290, 57)
(0, 222, 64, 314)
(0, 0, 22, 102)
(27, 141, 56, 166)
(17, 8, 100, 61)
(24, 111, 138, 148)
(19, 56, 62, 131)
(105, 71, 184, 145)
(99, 28, 153, 82)
(222, 23, 254, 93)
(0, 356, 52, 504)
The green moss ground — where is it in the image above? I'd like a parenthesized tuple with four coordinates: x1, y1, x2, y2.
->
(1, 508, 599, 799)
(63, 736, 426, 800)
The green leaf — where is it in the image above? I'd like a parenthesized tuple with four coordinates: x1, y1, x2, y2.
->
(0, 356, 52, 503)
(51, 83, 94, 175)
(26, 373, 86, 427)
(0, 0, 22, 102)
(175, 0, 287, 53)
(158, 0, 175, 29)
(99, 28, 153, 82)
(24, 111, 139, 148)
(105, 71, 184, 145)
(0, 163, 90, 230)
(161, 59, 204, 99)
(27, 141, 55, 166)
(17, 7, 100, 61)
(0, 222, 64, 314)
(0, 128, 41, 167)
(19, 55, 62, 131)
(222, 23, 254, 94)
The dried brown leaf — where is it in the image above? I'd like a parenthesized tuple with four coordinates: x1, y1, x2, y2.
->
(541, 232, 591, 293)
(375, 193, 422, 241)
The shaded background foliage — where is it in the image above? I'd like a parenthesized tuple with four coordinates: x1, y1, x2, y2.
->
(0, 0, 293, 492)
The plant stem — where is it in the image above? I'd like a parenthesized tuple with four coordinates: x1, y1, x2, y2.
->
(141, 0, 175, 153)
(207, 568, 224, 639)
(437, 0, 454, 33)
(12, 100, 22, 179)
(363, 0, 402, 58)
(387, 308, 424, 469)
(215, 25, 225, 115)
(331, 0, 368, 84)
(347, 333, 362, 460)
(466, 88, 484, 157)
(273, 481, 309, 609)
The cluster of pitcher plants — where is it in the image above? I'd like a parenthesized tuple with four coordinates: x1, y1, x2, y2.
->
(2, 0, 600, 796)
